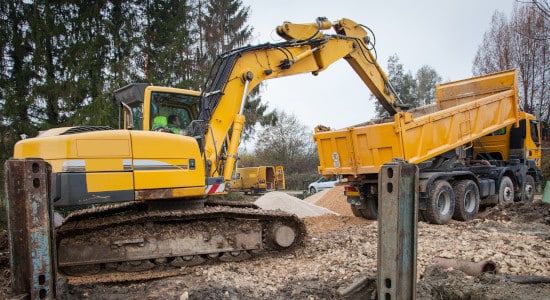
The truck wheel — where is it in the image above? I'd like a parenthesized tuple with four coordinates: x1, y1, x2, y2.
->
(350, 205, 365, 218)
(350, 197, 378, 220)
(363, 197, 378, 219)
(452, 180, 480, 221)
(498, 176, 514, 204)
(522, 175, 535, 202)
(424, 180, 454, 225)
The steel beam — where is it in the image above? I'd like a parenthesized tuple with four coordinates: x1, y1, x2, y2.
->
(377, 159, 418, 299)
(5, 159, 56, 299)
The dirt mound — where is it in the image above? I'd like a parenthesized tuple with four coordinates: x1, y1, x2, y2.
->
(303, 189, 330, 203)
(305, 186, 355, 216)
(254, 191, 338, 217)
(303, 214, 372, 235)
(480, 202, 550, 224)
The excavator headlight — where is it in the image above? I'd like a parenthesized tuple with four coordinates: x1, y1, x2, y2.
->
(189, 159, 196, 170)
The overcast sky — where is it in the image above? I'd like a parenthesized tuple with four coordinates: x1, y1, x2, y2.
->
(240, 0, 517, 130)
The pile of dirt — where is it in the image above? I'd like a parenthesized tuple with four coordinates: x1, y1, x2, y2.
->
(303, 189, 331, 204)
(254, 191, 337, 217)
(480, 201, 550, 224)
(304, 186, 355, 216)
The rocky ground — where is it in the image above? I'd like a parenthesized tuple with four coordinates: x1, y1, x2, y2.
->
(1, 186, 549, 299)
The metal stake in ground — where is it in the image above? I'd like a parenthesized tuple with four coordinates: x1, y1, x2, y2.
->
(5, 159, 58, 299)
(377, 159, 418, 299)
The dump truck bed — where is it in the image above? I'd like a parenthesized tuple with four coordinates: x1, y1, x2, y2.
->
(314, 70, 520, 177)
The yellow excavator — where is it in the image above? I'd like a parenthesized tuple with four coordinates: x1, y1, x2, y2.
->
(13, 18, 403, 278)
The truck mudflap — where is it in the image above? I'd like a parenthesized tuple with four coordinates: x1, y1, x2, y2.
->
(56, 201, 307, 284)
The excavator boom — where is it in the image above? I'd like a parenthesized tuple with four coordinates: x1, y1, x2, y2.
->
(196, 17, 403, 182)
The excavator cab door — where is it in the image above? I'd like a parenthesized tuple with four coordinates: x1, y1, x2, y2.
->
(148, 90, 201, 134)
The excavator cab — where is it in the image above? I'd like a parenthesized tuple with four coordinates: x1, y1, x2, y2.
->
(114, 83, 201, 133)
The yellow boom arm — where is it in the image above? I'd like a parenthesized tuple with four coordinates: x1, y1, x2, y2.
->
(193, 18, 403, 181)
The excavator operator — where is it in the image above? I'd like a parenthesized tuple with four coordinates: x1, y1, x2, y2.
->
(167, 114, 183, 134)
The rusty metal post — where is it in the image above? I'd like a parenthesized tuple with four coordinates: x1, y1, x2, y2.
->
(5, 158, 56, 299)
(377, 159, 418, 299)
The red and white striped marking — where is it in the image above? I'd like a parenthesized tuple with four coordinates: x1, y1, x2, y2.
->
(205, 183, 225, 194)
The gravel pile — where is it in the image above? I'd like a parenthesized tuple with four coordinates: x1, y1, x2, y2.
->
(304, 186, 355, 216)
(303, 189, 331, 203)
(254, 191, 338, 217)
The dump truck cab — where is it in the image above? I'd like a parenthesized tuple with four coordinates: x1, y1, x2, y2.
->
(474, 111, 543, 198)
(474, 111, 541, 167)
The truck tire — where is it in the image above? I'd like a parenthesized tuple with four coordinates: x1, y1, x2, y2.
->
(350, 197, 378, 220)
(498, 176, 514, 204)
(350, 205, 366, 218)
(452, 180, 480, 221)
(364, 197, 378, 219)
(424, 180, 454, 225)
(521, 175, 535, 202)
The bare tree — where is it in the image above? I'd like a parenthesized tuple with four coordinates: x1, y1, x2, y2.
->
(473, 2, 549, 124)
(253, 111, 319, 189)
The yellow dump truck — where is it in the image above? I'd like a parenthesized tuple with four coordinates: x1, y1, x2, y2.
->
(229, 166, 285, 194)
(314, 69, 543, 224)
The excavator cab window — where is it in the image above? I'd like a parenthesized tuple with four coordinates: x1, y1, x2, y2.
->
(149, 91, 200, 134)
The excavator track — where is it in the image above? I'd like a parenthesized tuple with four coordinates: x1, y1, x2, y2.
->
(56, 201, 307, 284)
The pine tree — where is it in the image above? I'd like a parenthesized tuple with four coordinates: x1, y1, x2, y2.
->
(1, 1, 36, 152)
(143, 0, 197, 88)
(198, 0, 275, 141)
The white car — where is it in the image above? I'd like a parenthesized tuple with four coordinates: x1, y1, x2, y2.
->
(308, 176, 338, 194)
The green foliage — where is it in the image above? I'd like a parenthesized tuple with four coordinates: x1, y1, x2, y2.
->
(145, 0, 197, 87)
(200, 0, 251, 59)
(0, 0, 274, 166)
(374, 55, 441, 118)
(416, 65, 442, 107)
(236, 151, 259, 168)
(285, 171, 322, 191)
(194, 0, 252, 88)
(252, 111, 320, 190)
(242, 85, 278, 141)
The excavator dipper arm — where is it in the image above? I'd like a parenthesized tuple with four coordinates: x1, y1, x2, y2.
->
(195, 17, 403, 181)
